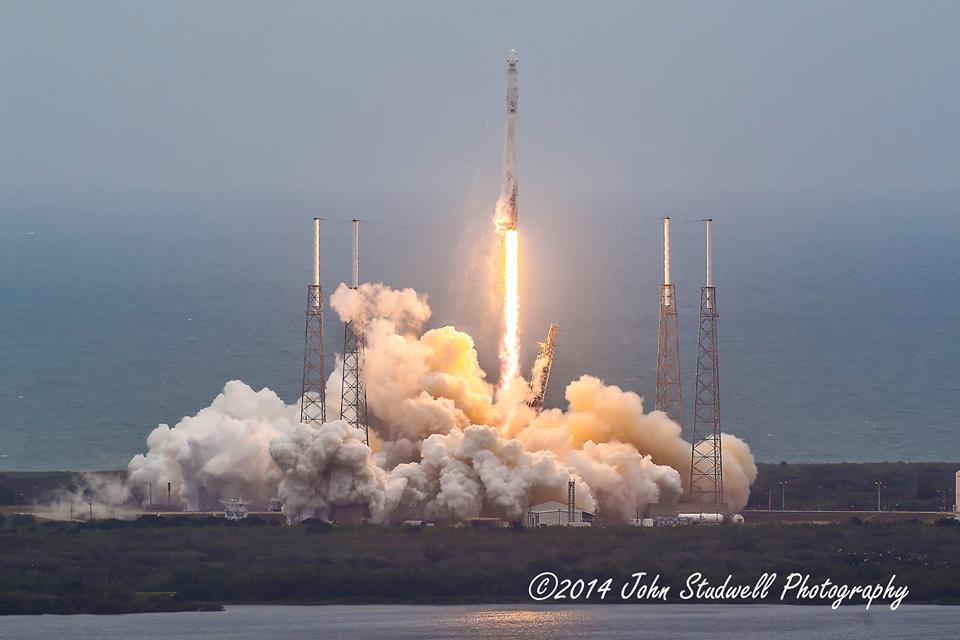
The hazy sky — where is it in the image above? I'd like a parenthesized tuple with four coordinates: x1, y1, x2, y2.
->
(1, 0, 957, 197)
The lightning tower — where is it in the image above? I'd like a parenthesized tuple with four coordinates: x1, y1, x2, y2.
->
(300, 217, 326, 425)
(526, 323, 557, 413)
(655, 217, 683, 426)
(689, 218, 723, 508)
(340, 218, 369, 445)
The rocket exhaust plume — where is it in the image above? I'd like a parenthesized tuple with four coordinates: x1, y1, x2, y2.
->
(496, 49, 521, 391)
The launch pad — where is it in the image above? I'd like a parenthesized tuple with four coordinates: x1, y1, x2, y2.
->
(286, 50, 736, 525)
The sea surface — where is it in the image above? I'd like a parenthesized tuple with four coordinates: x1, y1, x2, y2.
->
(0, 604, 958, 639)
(1, 189, 959, 470)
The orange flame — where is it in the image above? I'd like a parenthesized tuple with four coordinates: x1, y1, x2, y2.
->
(499, 228, 520, 391)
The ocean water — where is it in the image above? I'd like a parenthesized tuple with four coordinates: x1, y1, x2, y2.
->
(1, 189, 959, 471)
(0, 604, 957, 639)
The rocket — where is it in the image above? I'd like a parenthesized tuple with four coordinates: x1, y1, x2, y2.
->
(506, 48, 519, 116)
(496, 49, 519, 231)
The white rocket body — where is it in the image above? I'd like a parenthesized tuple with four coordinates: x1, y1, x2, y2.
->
(496, 49, 519, 230)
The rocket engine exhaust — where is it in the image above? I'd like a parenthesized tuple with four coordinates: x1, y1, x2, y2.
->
(495, 49, 521, 391)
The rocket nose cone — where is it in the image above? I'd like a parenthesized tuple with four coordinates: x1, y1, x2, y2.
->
(507, 49, 518, 64)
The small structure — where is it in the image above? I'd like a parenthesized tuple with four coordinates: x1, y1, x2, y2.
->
(220, 497, 251, 521)
(526, 500, 595, 527)
(955, 470, 960, 513)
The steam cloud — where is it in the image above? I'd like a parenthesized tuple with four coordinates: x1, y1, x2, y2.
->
(110, 282, 756, 524)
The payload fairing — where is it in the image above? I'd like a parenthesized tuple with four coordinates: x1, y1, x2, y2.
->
(496, 49, 519, 231)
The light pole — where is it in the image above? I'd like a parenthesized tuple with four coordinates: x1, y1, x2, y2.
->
(147, 482, 152, 508)
(875, 481, 884, 512)
(779, 481, 788, 511)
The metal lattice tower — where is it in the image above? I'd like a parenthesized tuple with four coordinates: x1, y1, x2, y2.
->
(526, 323, 558, 413)
(300, 218, 326, 425)
(340, 219, 369, 445)
(567, 478, 576, 524)
(655, 217, 683, 426)
(689, 219, 723, 508)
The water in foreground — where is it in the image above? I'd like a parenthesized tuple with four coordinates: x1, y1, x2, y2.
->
(1, 604, 958, 639)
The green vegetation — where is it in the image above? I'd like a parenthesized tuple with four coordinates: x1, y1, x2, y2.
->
(751, 462, 959, 512)
(1, 515, 959, 614)
(2, 462, 958, 614)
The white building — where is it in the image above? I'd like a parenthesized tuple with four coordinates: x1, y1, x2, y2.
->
(526, 500, 594, 527)
(955, 470, 959, 513)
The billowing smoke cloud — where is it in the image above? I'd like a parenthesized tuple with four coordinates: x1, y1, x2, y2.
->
(83, 282, 755, 524)
(512, 375, 757, 508)
(269, 421, 590, 524)
(34, 472, 133, 521)
(267, 283, 754, 523)
(126, 382, 299, 510)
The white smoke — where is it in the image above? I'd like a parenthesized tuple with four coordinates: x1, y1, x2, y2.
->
(266, 283, 754, 523)
(33, 472, 133, 521)
(126, 381, 299, 510)
(65, 283, 755, 525)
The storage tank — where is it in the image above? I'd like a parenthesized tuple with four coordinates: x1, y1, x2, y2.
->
(677, 512, 725, 525)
